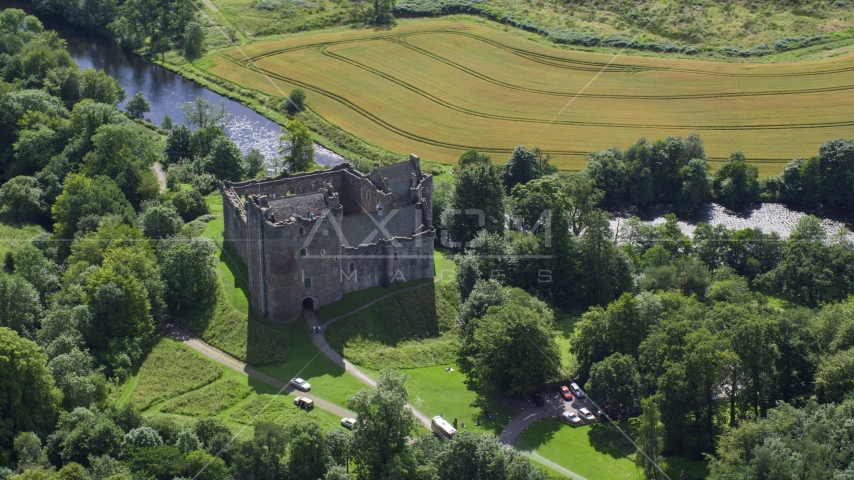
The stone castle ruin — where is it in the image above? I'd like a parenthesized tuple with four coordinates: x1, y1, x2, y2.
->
(221, 154, 435, 322)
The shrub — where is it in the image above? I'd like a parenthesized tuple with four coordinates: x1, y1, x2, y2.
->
(192, 173, 219, 195)
(547, 29, 601, 46)
(171, 189, 209, 222)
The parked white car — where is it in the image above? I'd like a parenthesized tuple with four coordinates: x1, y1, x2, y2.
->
(559, 411, 582, 425)
(294, 397, 314, 409)
(341, 418, 356, 429)
(570, 382, 585, 399)
(579, 407, 596, 421)
(290, 377, 311, 391)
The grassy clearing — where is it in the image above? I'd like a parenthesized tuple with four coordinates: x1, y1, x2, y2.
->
(0, 221, 45, 259)
(174, 193, 292, 365)
(518, 417, 709, 480)
(127, 337, 223, 410)
(517, 418, 641, 480)
(206, 19, 854, 175)
(324, 282, 460, 370)
(160, 377, 253, 416)
(397, 365, 516, 436)
(433, 248, 456, 284)
(229, 394, 342, 432)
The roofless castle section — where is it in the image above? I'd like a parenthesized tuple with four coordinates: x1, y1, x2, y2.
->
(220, 155, 436, 322)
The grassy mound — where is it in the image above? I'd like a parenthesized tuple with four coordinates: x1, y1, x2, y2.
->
(174, 193, 293, 365)
(129, 338, 223, 410)
(176, 287, 292, 365)
(160, 377, 253, 416)
(325, 282, 460, 370)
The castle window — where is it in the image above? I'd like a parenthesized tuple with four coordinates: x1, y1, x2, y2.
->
(304, 278, 312, 288)
(300, 248, 307, 257)
(349, 263, 355, 273)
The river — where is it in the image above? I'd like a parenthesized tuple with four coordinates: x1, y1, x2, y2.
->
(609, 202, 854, 240)
(0, 0, 344, 168)
(4, 1, 854, 237)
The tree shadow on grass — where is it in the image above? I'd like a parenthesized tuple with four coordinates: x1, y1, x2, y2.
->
(587, 420, 639, 460)
(516, 417, 562, 451)
(467, 381, 522, 436)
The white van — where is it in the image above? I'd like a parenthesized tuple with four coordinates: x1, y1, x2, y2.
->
(431, 415, 457, 440)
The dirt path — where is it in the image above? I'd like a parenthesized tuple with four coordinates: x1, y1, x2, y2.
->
(304, 310, 432, 428)
(200, 0, 220, 13)
(167, 323, 355, 419)
(152, 162, 167, 194)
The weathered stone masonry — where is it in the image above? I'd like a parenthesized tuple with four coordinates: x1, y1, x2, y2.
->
(221, 154, 435, 322)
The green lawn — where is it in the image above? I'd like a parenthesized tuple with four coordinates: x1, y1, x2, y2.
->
(0, 221, 45, 259)
(324, 283, 459, 370)
(518, 418, 709, 480)
(433, 248, 456, 284)
(116, 336, 343, 439)
(395, 365, 517, 436)
(228, 394, 342, 432)
(554, 309, 584, 374)
(125, 337, 223, 410)
(517, 418, 642, 480)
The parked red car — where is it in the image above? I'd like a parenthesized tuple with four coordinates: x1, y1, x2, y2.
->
(560, 385, 573, 401)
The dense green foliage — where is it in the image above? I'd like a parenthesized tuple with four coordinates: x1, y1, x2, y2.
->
(709, 399, 854, 478)
(584, 135, 854, 208)
(280, 119, 315, 174)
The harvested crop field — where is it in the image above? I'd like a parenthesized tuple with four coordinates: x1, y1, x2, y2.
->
(208, 20, 854, 173)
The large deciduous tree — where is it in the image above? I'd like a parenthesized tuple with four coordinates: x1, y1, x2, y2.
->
(159, 237, 217, 312)
(51, 174, 135, 254)
(280, 119, 315, 174)
(459, 302, 560, 394)
(0, 327, 62, 448)
(347, 369, 417, 479)
(587, 353, 642, 415)
(448, 159, 505, 243)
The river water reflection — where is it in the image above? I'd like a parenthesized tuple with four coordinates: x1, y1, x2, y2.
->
(610, 202, 854, 240)
(0, 0, 344, 167)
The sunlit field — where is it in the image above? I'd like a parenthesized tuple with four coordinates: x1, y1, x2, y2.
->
(207, 20, 854, 174)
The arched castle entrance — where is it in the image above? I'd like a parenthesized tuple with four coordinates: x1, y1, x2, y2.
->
(302, 297, 314, 311)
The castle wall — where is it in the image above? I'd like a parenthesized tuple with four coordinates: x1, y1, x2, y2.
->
(341, 169, 391, 216)
(341, 230, 436, 293)
(245, 198, 268, 317)
(293, 206, 346, 311)
(222, 191, 249, 264)
(221, 159, 436, 323)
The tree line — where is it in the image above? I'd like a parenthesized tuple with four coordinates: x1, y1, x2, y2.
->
(0, 13, 550, 480)
(584, 134, 854, 208)
(437, 135, 854, 470)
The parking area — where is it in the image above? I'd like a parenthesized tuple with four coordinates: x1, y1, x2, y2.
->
(527, 389, 601, 426)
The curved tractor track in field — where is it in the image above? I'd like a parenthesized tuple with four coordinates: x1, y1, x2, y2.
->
(240, 27, 854, 80)
(214, 25, 854, 164)
(390, 35, 854, 100)
(226, 37, 854, 132)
